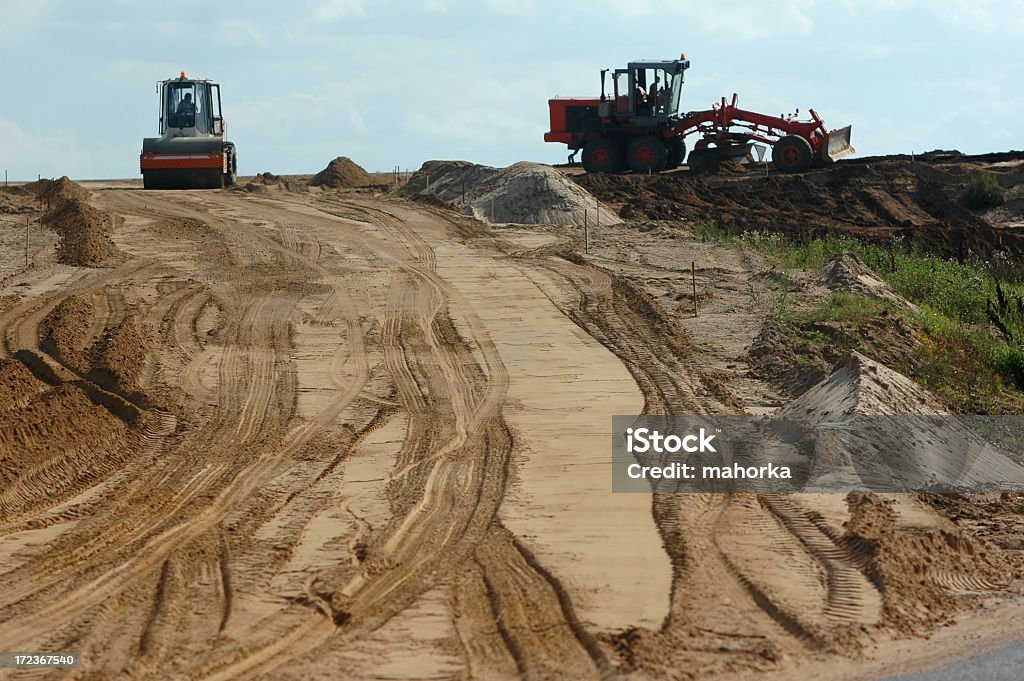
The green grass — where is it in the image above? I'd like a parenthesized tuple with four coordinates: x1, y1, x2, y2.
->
(729, 229, 1024, 412)
(791, 292, 892, 324)
(691, 220, 734, 242)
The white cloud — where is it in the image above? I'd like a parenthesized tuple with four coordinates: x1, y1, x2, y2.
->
(484, 0, 536, 15)
(0, 1, 57, 39)
(0, 117, 92, 181)
(940, 0, 997, 31)
(313, 0, 368, 21)
(221, 20, 273, 48)
(347, 105, 369, 134)
(589, 0, 816, 40)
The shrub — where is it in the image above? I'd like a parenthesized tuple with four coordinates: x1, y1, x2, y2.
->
(990, 343, 1024, 391)
(962, 173, 1006, 210)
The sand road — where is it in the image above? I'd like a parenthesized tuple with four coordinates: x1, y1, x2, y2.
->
(0, 187, 670, 680)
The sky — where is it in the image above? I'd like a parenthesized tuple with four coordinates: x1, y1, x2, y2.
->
(1, 0, 1022, 180)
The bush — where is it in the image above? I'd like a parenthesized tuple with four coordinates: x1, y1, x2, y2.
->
(991, 343, 1024, 391)
(962, 173, 1006, 210)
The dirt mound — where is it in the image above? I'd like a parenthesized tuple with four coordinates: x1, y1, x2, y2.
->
(400, 160, 498, 199)
(748, 322, 828, 396)
(30, 177, 121, 267)
(0, 357, 49, 413)
(575, 155, 1024, 260)
(983, 183, 1024, 229)
(254, 171, 280, 184)
(844, 492, 1015, 634)
(87, 312, 153, 400)
(781, 350, 946, 417)
(819, 251, 917, 309)
(0, 357, 136, 514)
(39, 295, 93, 372)
(234, 173, 309, 193)
(309, 156, 371, 188)
(404, 160, 620, 227)
(42, 198, 120, 266)
(22, 176, 88, 206)
(777, 352, 1024, 494)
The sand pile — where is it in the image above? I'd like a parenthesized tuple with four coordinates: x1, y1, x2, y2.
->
(43, 198, 120, 266)
(38, 298, 155, 404)
(781, 351, 944, 417)
(757, 353, 1021, 633)
(24, 176, 88, 206)
(844, 492, 1014, 634)
(778, 352, 1024, 492)
(87, 312, 153, 401)
(404, 160, 620, 227)
(235, 172, 309, 194)
(27, 177, 120, 267)
(0, 356, 49, 413)
(0, 357, 136, 516)
(819, 252, 918, 310)
(309, 156, 371, 188)
(400, 160, 498, 200)
(38, 295, 93, 372)
(983, 183, 1024, 229)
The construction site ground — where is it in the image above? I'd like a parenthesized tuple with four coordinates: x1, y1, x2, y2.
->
(2, 152, 1024, 680)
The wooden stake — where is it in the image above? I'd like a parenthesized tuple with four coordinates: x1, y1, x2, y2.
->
(25, 216, 31, 268)
(584, 209, 589, 254)
(692, 261, 698, 317)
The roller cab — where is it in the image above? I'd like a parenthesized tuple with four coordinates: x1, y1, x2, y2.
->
(140, 72, 237, 189)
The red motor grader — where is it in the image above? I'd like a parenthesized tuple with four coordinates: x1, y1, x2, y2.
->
(544, 56, 853, 174)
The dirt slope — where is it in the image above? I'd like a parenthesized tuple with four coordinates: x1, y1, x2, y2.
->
(575, 152, 1024, 260)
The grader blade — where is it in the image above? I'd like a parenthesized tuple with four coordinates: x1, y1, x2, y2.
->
(820, 125, 854, 163)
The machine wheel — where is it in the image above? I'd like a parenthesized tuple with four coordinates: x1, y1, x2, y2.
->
(626, 136, 667, 174)
(686, 148, 712, 173)
(223, 144, 237, 187)
(665, 139, 686, 170)
(581, 138, 622, 174)
(772, 135, 813, 173)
